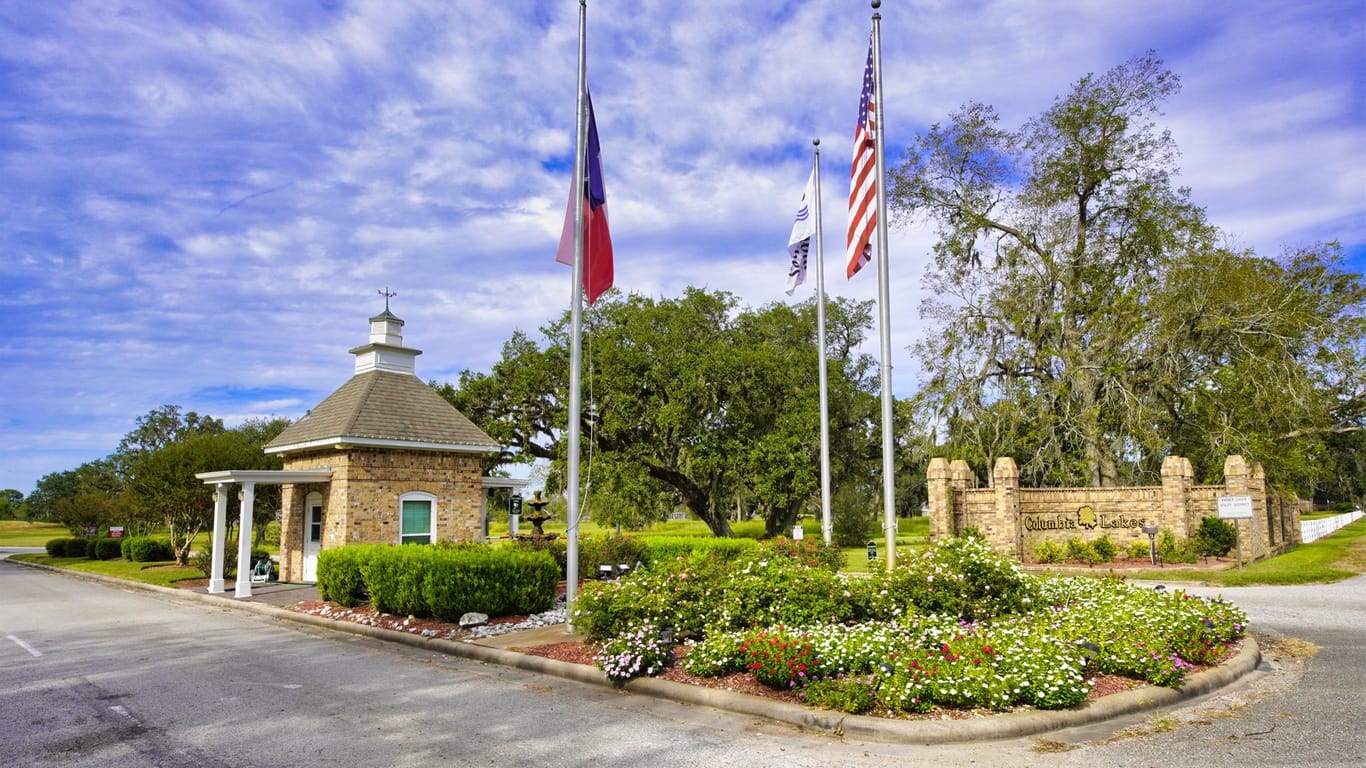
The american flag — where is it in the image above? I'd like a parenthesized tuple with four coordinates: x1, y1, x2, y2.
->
(846, 38, 877, 279)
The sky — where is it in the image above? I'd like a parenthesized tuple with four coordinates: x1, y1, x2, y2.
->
(2, 0, 1363, 495)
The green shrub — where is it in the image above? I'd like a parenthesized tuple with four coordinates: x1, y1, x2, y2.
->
(741, 627, 825, 689)
(1035, 539, 1065, 564)
(126, 537, 174, 562)
(45, 538, 74, 557)
(879, 536, 1039, 620)
(798, 674, 878, 714)
(1092, 536, 1117, 563)
(1128, 540, 1152, 561)
(1065, 537, 1100, 566)
(1194, 517, 1236, 558)
(760, 536, 846, 572)
(509, 536, 568, 575)
(317, 545, 382, 607)
(191, 546, 271, 579)
(578, 534, 648, 576)
(95, 538, 123, 560)
(642, 536, 760, 564)
(1158, 530, 1199, 564)
(421, 547, 558, 620)
(361, 545, 433, 616)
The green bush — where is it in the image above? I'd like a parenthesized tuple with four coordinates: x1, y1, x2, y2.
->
(1065, 537, 1100, 566)
(1128, 539, 1152, 561)
(760, 536, 846, 572)
(878, 535, 1040, 620)
(642, 536, 760, 564)
(45, 538, 74, 557)
(125, 537, 174, 562)
(1092, 536, 1117, 563)
(1194, 517, 1236, 558)
(191, 546, 270, 579)
(798, 674, 879, 714)
(421, 548, 558, 620)
(1035, 539, 1065, 564)
(94, 538, 123, 560)
(578, 534, 648, 576)
(317, 545, 382, 607)
(1158, 530, 1199, 564)
(361, 545, 433, 616)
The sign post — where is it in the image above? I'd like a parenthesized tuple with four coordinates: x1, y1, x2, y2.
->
(1217, 495, 1253, 568)
(508, 493, 523, 538)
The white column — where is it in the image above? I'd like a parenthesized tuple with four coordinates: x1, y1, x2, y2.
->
(235, 481, 256, 598)
(208, 484, 228, 593)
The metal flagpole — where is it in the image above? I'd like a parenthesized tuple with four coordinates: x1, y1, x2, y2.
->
(565, 0, 589, 630)
(870, 1, 897, 570)
(812, 139, 833, 546)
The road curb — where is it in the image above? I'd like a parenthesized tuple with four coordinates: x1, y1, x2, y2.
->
(8, 558, 1261, 744)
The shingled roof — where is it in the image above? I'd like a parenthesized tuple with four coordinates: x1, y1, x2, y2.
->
(264, 370, 499, 455)
(265, 305, 500, 456)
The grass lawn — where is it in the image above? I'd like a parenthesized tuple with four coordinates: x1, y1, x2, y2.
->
(0, 520, 70, 547)
(9, 553, 203, 588)
(1053, 518, 1366, 587)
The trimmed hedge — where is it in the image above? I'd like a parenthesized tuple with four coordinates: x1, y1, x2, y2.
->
(45, 538, 75, 557)
(94, 539, 123, 560)
(124, 537, 175, 563)
(642, 536, 761, 564)
(317, 544, 558, 619)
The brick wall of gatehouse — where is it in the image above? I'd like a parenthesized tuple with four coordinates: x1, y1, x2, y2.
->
(926, 455, 1301, 563)
(276, 447, 485, 583)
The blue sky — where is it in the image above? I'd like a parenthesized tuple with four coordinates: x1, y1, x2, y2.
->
(2, 0, 1362, 495)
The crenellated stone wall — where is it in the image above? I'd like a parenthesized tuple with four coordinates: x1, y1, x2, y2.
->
(926, 455, 1300, 564)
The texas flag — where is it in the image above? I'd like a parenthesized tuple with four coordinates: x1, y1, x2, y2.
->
(556, 91, 613, 305)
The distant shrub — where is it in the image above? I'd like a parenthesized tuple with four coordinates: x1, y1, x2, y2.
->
(1195, 517, 1236, 558)
(1035, 539, 1065, 564)
(45, 538, 75, 557)
(1092, 535, 1118, 563)
(191, 546, 271, 578)
(1065, 537, 1100, 566)
(760, 536, 846, 572)
(94, 539, 123, 560)
(643, 536, 760, 564)
(1128, 540, 1152, 561)
(126, 537, 174, 563)
(1157, 529, 1199, 564)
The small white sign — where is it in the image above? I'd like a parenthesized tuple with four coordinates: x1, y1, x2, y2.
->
(1217, 495, 1254, 519)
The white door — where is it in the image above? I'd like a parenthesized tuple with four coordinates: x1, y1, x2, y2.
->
(302, 498, 323, 582)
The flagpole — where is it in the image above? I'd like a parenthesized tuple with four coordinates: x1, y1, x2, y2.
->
(870, 1, 897, 571)
(812, 138, 833, 546)
(565, 0, 589, 630)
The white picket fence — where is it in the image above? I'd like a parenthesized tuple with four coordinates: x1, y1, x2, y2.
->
(1300, 510, 1364, 544)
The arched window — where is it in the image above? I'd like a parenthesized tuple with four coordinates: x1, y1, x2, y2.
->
(399, 491, 436, 545)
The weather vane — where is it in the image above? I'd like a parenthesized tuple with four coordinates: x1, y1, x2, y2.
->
(378, 287, 397, 311)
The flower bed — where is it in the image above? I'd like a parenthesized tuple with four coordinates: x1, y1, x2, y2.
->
(571, 535, 1248, 715)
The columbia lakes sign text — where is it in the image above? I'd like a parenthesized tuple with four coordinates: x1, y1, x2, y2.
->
(1022, 505, 1146, 533)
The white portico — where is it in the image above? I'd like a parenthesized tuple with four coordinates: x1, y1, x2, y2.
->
(194, 469, 333, 597)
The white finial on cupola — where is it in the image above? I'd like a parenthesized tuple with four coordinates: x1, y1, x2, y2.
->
(350, 289, 422, 375)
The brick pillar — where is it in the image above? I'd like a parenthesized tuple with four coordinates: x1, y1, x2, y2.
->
(993, 457, 1021, 559)
(927, 458, 952, 543)
(1223, 455, 1260, 561)
(1248, 460, 1269, 561)
(279, 483, 301, 583)
(1161, 455, 1192, 535)
(949, 460, 973, 536)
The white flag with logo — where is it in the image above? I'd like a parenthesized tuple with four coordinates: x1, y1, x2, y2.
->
(786, 169, 818, 295)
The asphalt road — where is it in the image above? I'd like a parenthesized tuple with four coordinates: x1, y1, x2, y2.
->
(2, 550, 1362, 767)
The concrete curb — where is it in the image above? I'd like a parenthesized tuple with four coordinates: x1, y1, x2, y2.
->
(10, 558, 1261, 744)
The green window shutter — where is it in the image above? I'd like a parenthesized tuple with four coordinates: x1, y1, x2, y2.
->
(401, 499, 431, 543)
